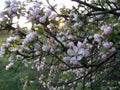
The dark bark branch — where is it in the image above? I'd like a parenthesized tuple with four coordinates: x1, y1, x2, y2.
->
(44, 28, 67, 51)
(71, 0, 120, 16)
(52, 52, 116, 86)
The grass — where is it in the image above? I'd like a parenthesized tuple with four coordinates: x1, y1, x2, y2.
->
(0, 35, 23, 90)
(0, 35, 42, 90)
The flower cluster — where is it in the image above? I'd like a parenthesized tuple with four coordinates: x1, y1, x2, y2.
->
(63, 41, 89, 64)
(5, 0, 21, 17)
(0, 0, 119, 90)
(27, 4, 57, 25)
(22, 31, 38, 45)
(28, 5, 41, 21)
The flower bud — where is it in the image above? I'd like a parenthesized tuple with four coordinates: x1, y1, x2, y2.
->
(103, 42, 113, 49)
(93, 34, 101, 42)
(34, 8, 40, 14)
(39, 16, 46, 23)
(101, 54, 107, 59)
(49, 37, 55, 42)
(109, 47, 116, 52)
(102, 26, 112, 36)
(49, 14, 57, 20)
(50, 46, 56, 54)
(45, 9, 52, 17)
(42, 45, 50, 52)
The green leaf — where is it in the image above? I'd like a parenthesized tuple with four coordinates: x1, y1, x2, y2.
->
(50, 20, 59, 26)
(80, 58, 88, 68)
(76, 83, 82, 90)
(60, 8, 68, 15)
(36, 26, 44, 35)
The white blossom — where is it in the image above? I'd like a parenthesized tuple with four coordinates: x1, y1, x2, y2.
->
(5, 62, 14, 70)
(66, 46, 85, 64)
(42, 45, 50, 52)
(7, 36, 18, 43)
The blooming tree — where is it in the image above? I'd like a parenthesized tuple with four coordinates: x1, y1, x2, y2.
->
(0, 0, 120, 90)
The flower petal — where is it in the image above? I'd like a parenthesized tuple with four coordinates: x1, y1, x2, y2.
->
(72, 60, 78, 65)
(70, 56, 76, 61)
(77, 41, 82, 48)
(67, 49, 74, 56)
(78, 48, 84, 55)
(63, 57, 70, 62)
(73, 46, 78, 53)
(77, 56, 83, 61)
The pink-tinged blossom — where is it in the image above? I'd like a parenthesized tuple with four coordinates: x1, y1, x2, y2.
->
(101, 54, 107, 60)
(45, 9, 52, 17)
(103, 27, 112, 36)
(50, 46, 56, 54)
(109, 47, 116, 52)
(22, 32, 38, 45)
(11, 7, 18, 12)
(12, 14, 16, 18)
(49, 14, 57, 20)
(28, 16, 35, 21)
(101, 25, 112, 36)
(49, 37, 55, 42)
(103, 42, 113, 49)
(36, 15, 41, 19)
(34, 8, 41, 14)
(93, 34, 101, 42)
(42, 45, 50, 52)
(5, 62, 14, 70)
(76, 68, 84, 76)
(39, 16, 46, 23)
